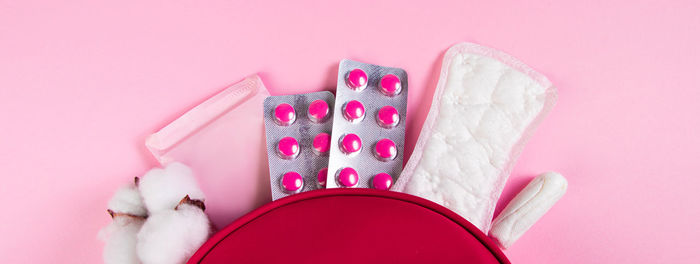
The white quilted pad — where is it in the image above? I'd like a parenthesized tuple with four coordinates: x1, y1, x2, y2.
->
(393, 42, 557, 232)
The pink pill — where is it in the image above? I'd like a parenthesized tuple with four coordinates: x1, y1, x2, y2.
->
(343, 100, 365, 122)
(313, 133, 331, 155)
(308, 99, 329, 123)
(346, 68, 368, 91)
(376, 105, 400, 128)
(280, 171, 304, 193)
(340, 133, 362, 155)
(336, 167, 359, 188)
(379, 74, 402, 96)
(317, 168, 328, 187)
(274, 103, 296, 126)
(277, 136, 299, 159)
(374, 138, 397, 161)
(372, 173, 393, 190)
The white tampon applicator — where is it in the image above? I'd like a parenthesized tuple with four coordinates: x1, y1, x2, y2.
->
(489, 172, 568, 249)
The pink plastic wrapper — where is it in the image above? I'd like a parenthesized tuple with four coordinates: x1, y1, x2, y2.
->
(145, 75, 271, 228)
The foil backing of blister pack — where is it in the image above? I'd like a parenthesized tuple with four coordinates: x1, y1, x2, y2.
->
(326, 59, 408, 189)
(263, 91, 335, 200)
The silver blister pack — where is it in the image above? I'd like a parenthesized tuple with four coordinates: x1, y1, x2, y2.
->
(263, 91, 335, 200)
(326, 59, 408, 189)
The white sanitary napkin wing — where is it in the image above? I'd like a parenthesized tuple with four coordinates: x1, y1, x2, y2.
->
(392, 42, 557, 232)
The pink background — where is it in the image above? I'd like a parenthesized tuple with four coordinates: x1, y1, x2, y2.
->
(1, 0, 699, 263)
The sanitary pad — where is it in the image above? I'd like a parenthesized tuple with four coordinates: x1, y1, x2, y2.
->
(392, 42, 558, 232)
(145, 75, 271, 228)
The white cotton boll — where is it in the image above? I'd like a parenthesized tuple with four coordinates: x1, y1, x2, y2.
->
(137, 204, 211, 264)
(138, 162, 205, 213)
(108, 185, 147, 217)
(99, 216, 145, 264)
(136, 163, 210, 263)
(98, 185, 147, 264)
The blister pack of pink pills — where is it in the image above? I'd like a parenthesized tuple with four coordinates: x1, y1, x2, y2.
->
(263, 91, 335, 200)
(326, 59, 408, 190)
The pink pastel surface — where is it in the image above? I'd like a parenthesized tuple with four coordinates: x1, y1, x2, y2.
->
(1, 1, 698, 263)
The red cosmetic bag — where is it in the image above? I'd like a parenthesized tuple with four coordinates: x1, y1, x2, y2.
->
(188, 189, 509, 264)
